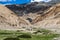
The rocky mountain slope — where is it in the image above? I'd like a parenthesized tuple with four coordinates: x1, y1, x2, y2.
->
(32, 4, 60, 33)
(31, 4, 60, 24)
(0, 5, 31, 30)
(0, 3, 60, 33)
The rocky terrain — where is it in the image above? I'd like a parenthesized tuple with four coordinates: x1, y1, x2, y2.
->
(0, 5, 31, 30)
(32, 4, 60, 34)
(0, 3, 60, 34)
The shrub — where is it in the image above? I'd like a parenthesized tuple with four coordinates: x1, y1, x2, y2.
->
(4, 37, 19, 40)
(17, 34, 32, 38)
(33, 29, 51, 34)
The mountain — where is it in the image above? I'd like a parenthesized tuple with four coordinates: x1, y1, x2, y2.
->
(47, 0, 60, 5)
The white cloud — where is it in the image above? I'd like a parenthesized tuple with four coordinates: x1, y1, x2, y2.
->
(31, 0, 51, 2)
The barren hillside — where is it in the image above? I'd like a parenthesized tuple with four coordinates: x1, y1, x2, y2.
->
(0, 5, 31, 29)
(32, 4, 60, 33)
(0, 3, 60, 33)
(32, 4, 60, 24)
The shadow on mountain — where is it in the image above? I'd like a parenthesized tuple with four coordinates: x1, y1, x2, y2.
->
(5, 2, 51, 16)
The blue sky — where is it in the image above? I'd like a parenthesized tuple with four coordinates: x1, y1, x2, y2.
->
(0, 0, 52, 5)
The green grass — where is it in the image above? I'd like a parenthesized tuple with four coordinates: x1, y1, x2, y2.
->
(0, 30, 59, 40)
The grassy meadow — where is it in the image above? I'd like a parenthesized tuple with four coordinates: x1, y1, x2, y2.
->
(0, 29, 60, 40)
